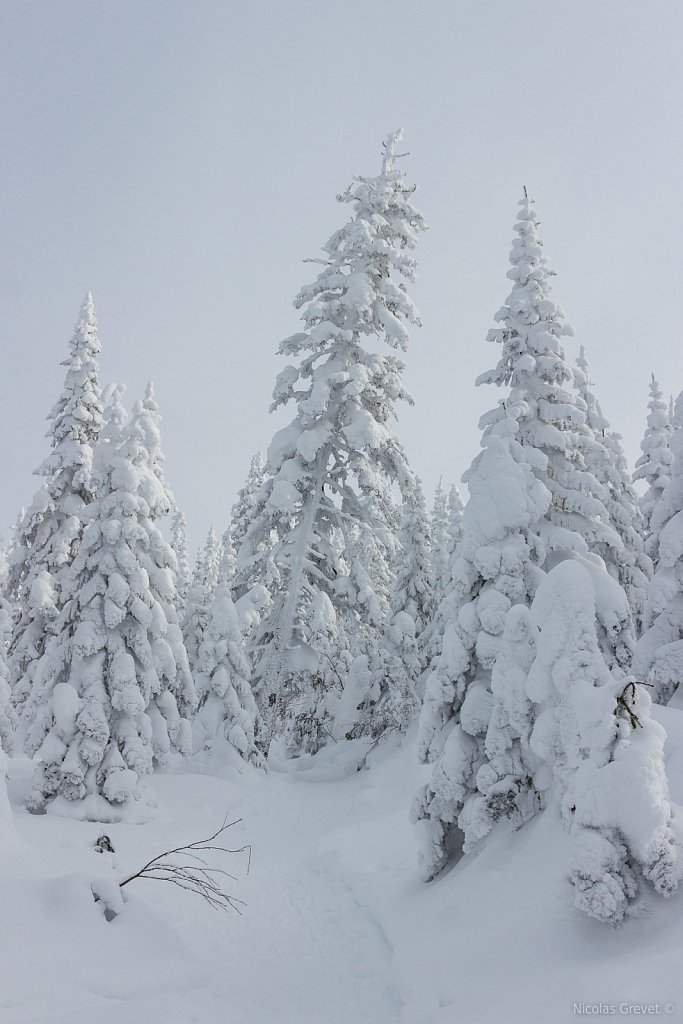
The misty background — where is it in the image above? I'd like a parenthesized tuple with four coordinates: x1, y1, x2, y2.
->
(1, 0, 681, 553)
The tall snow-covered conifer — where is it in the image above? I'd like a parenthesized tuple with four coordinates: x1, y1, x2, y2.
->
(429, 482, 464, 619)
(446, 485, 464, 566)
(336, 479, 428, 741)
(194, 545, 264, 766)
(390, 478, 435, 641)
(134, 382, 174, 521)
(9, 294, 103, 711)
(412, 411, 550, 879)
(634, 392, 683, 702)
(21, 386, 196, 819)
(476, 192, 630, 669)
(183, 528, 221, 672)
(430, 479, 450, 609)
(236, 131, 425, 753)
(231, 453, 266, 560)
(171, 508, 191, 614)
(413, 193, 635, 880)
(573, 347, 651, 632)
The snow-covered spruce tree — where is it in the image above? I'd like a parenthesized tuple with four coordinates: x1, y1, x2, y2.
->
(376, 476, 435, 714)
(420, 484, 465, 666)
(182, 527, 221, 673)
(573, 347, 652, 633)
(472, 603, 540, 836)
(346, 485, 399, 634)
(232, 463, 279, 610)
(21, 386, 196, 819)
(284, 591, 356, 753)
(634, 375, 674, 570)
(220, 527, 237, 586)
(633, 392, 683, 702)
(430, 478, 450, 609)
(230, 453, 266, 562)
(334, 480, 425, 744)
(411, 410, 550, 879)
(171, 507, 191, 615)
(367, 611, 421, 737)
(476, 192, 631, 670)
(9, 293, 103, 713)
(446, 484, 464, 566)
(126, 394, 195, 704)
(0, 587, 15, 757)
(391, 478, 435, 643)
(193, 545, 264, 766)
(2, 507, 26, 607)
(413, 193, 636, 880)
(528, 560, 679, 923)
(236, 131, 425, 755)
(133, 383, 174, 522)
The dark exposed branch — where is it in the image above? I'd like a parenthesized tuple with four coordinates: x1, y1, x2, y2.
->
(118, 815, 250, 915)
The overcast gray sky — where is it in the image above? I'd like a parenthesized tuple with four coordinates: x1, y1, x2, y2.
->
(2, 0, 682, 555)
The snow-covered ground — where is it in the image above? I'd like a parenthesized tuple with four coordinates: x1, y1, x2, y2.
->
(3, 710, 683, 1024)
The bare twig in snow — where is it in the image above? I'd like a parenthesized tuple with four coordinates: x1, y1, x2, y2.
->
(118, 814, 251, 915)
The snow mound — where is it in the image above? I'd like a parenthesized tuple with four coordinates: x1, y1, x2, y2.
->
(3, 712, 683, 1023)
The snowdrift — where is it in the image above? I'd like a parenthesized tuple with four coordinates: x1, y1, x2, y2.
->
(2, 710, 683, 1024)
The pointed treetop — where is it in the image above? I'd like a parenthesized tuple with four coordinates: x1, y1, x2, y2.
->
(144, 381, 157, 408)
(381, 128, 405, 175)
(574, 345, 609, 435)
(64, 290, 100, 367)
(100, 385, 127, 447)
(76, 291, 97, 334)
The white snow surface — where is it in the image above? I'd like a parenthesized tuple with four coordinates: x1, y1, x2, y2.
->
(3, 713, 683, 1024)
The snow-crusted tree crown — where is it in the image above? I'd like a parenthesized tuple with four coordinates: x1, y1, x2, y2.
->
(477, 193, 575, 410)
(37, 291, 103, 495)
(634, 374, 673, 488)
(129, 388, 174, 520)
(574, 345, 609, 435)
(473, 197, 623, 620)
(48, 292, 101, 435)
(271, 130, 426, 429)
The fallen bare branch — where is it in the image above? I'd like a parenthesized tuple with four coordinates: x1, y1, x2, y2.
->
(117, 814, 250, 916)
